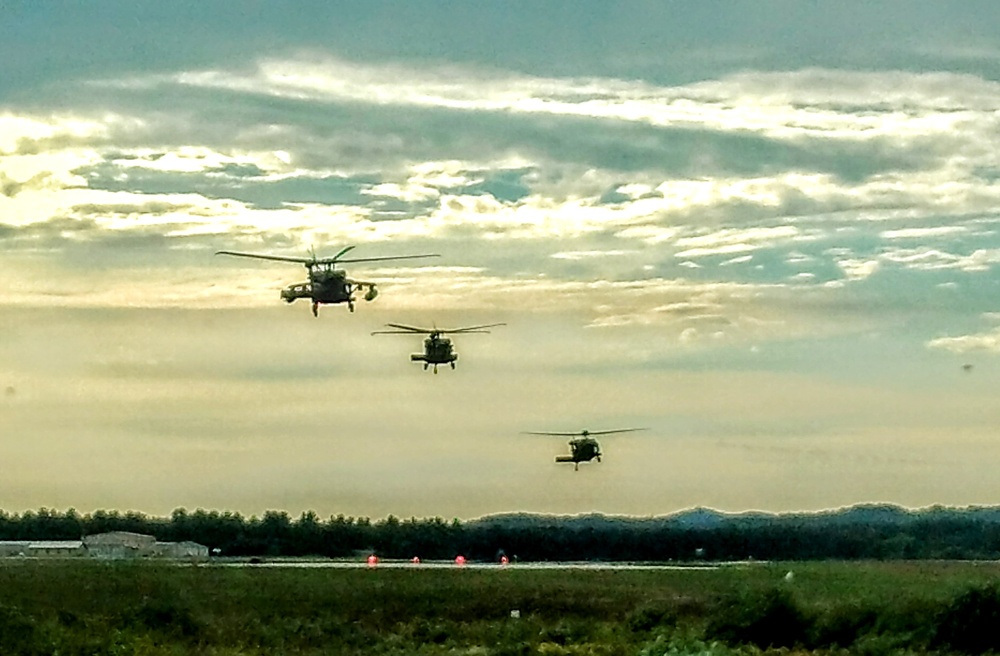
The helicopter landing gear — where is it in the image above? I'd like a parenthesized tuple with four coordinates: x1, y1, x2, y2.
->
(347, 299, 355, 312)
(433, 365, 439, 374)
(311, 301, 319, 317)
(597, 456, 602, 462)
(450, 362, 455, 369)
(574, 463, 579, 471)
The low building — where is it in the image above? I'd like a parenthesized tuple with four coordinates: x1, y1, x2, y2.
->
(0, 532, 208, 561)
(0, 541, 30, 557)
(83, 531, 156, 558)
(26, 540, 85, 557)
(0, 540, 85, 557)
(152, 540, 210, 561)
(84, 532, 208, 561)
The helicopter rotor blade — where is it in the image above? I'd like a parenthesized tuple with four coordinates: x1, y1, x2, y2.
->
(326, 253, 440, 265)
(584, 428, 648, 436)
(383, 323, 434, 333)
(218, 247, 436, 267)
(215, 251, 315, 265)
(521, 428, 647, 437)
(371, 329, 432, 336)
(310, 245, 356, 264)
(373, 322, 504, 336)
(444, 323, 506, 333)
(521, 431, 584, 437)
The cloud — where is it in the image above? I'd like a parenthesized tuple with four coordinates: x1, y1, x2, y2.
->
(881, 226, 969, 239)
(0, 171, 55, 197)
(4, 57, 1000, 360)
(835, 258, 880, 281)
(550, 250, 633, 261)
(155, 59, 1000, 143)
(880, 247, 1000, 272)
(674, 226, 799, 258)
(928, 327, 1000, 354)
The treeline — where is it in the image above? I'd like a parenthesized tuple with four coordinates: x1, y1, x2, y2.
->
(3, 506, 1000, 560)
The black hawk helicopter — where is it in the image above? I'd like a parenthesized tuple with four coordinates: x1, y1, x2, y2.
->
(522, 428, 647, 470)
(372, 323, 505, 373)
(215, 246, 438, 316)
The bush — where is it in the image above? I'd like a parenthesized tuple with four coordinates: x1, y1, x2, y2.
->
(120, 597, 202, 640)
(627, 605, 677, 633)
(704, 587, 811, 649)
(0, 604, 44, 656)
(809, 603, 880, 648)
(933, 583, 1000, 654)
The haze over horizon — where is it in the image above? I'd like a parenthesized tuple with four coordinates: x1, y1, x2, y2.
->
(4, 2, 1000, 519)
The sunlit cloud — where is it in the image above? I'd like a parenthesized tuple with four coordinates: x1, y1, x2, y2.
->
(881, 226, 969, 239)
(146, 59, 1000, 144)
(927, 325, 1000, 354)
(835, 258, 880, 281)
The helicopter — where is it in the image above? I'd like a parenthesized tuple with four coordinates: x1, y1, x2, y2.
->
(215, 246, 439, 316)
(372, 323, 505, 373)
(522, 428, 647, 470)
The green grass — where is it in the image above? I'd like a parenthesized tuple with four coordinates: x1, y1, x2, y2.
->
(1, 560, 1000, 654)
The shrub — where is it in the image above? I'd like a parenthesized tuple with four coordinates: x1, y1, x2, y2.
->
(120, 597, 202, 640)
(704, 587, 811, 649)
(0, 604, 43, 656)
(933, 583, 1000, 654)
(627, 604, 677, 633)
(809, 603, 880, 648)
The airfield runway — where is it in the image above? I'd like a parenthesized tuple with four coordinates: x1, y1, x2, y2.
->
(221, 560, 737, 571)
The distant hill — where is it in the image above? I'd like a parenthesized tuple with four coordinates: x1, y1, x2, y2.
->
(470, 503, 971, 531)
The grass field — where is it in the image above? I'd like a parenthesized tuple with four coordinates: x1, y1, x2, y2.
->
(2, 559, 1000, 654)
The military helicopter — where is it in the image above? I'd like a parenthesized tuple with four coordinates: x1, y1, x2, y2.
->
(522, 428, 647, 470)
(215, 246, 439, 316)
(372, 323, 505, 373)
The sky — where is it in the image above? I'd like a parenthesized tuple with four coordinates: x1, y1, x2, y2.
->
(4, 1, 1000, 520)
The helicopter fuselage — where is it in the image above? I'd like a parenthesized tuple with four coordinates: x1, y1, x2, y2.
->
(374, 321, 502, 373)
(555, 437, 602, 470)
(411, 336, 456, 365)
(215, 246, 432, 317)
(280, 266, 377, 314)
(410, 336, 457, 373)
